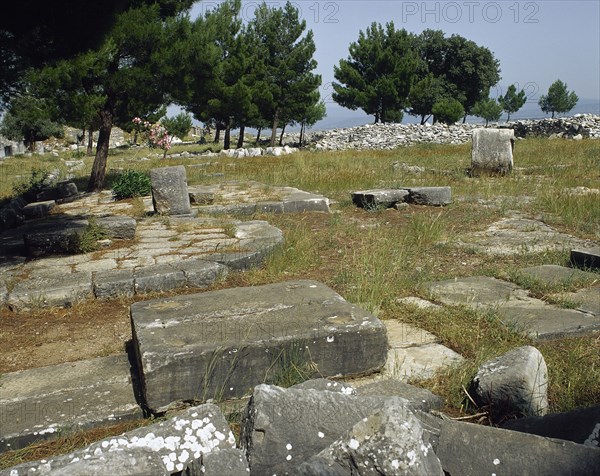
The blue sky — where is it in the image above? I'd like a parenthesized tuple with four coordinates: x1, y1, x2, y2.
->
(188, 1, 600, 127)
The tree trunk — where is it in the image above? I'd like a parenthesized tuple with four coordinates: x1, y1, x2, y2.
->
(87, 110, 112, 192)
(279, 123, 286, 146)
(214, 124, 221, 143)
(223, 122, 231, 150)
(270, 110, 279, 147)
(86, 127, 94, 156)
(299, 122, 305, 146)
(80, 127, 86, 146)
(462, 113, 467, 123)
(255, 127, 261, 145)
(237, 124, 245, 149)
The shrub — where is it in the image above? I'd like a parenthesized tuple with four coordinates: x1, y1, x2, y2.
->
(112, 169, 152, 200)
(12, 168, 49, 199)
(432, 98, 465, 125)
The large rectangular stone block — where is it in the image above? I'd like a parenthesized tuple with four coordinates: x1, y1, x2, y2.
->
(0, 355, 142, 453)
(131, 280, 388, 413)
(471, 128, 514, 174)
(150, 165, 191, 215)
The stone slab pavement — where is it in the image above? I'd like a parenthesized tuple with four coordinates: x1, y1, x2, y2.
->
(189, 181, 330, 215)
(426, 275, 600, 339)
(131, 280, 389, 413)
(0, 355, 142, 453)
(457, 216, 597, 255)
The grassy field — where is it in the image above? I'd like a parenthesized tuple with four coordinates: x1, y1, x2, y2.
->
(0, 137, 598, 467)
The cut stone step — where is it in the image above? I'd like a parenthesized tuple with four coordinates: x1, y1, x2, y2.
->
(571, 247, 600, 270)
(7, 272, 93, 311)
(22, 200, 56, 219)
(0, 355, 142, 453)
(426, 276, 600, 339)
(130, 280, 388, 413)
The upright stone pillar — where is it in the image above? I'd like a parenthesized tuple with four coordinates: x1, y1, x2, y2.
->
(150, 165, 191, 215)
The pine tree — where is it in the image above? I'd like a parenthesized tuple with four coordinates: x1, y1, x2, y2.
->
(332, 22, 419, 123)
(498, 84, 526, 121)
(539, 80, 578, 118)
(472, 98, 503, 126)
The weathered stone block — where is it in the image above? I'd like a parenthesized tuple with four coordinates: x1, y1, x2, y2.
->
(570, 247, 600, 269)
(131, 280, 388, 412)
(173, 259, 228, 288)
(96, 215, 137, 240)
(3, 404, 235, 475)
(406, 186, 452, 206)
(22, 217, 88, 257)
(150, 165, 191, 215)
(0, 355, 142, 453)
(94, 269, 135, 299)
(470, 346, 548, 419)
(7, 272, 93, 311)
(22, 200, 56, 219)
(518, 264, 598, 287)
(355, 379, 443, 412)
(133, 263, 186, 294)
(471, 128, 514, 174)
(436, 419, 600, 476)
(351, 189, 409, 209)
(502, 405, 600, 447)
(296, 399, 443, 476)
(241, 385, 430, 476)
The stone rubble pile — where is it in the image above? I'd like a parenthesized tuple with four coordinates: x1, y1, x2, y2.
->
(510, 114, 600, 139)
(307, 115, 600, 151)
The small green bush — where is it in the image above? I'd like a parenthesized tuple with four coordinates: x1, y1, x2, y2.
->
(433, 98, 465, 125)
(112, 170, 152, 200)
(12, 168, 49, 198)
(75, 218, 108, 253)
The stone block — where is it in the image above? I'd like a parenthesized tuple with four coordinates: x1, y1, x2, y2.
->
(436, 419, 600, 476)
(3, 404, 235, 475)
(150, 165, 191, 215)
(291, 378, 356, 395)
(22, 200, 56, 219)
(56, 180, 78, 198)
(0, 355, 142, 453)
(571, 247, 600, 269)
(133, 263, 186, 294)
(22, 216, 88, 257)
(296, 399, 443, 476)
(471, 128, 514, 174)
(96, 215, 137, 240)
(406, 186, 452, 206)
(131, 280, 388, 412)
(502, 405, 600, 447)
(187, 448, 250, 476)
(189, 190, 215, 205)
(470, 346, 548, 419)
(355, 380, 443, 412)
(241, 385, 436, 476)
(94, 269, 135, 299)
(172, 259, 228, 288)
(7, 272, 93, 311)
(351, 189, 409, 209)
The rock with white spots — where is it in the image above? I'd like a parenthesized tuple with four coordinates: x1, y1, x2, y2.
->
(2, 404, 236, 475)
(241, 384, 418, 476)
(296, 398, 443, 475)
(435, 419, 600, 476)
(291, 379, 357, 396)
(186, 448, 250, 475)
(470, 346, 548, 419)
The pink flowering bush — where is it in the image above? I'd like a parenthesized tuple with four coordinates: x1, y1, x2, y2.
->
(132, 117, 172, 158)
